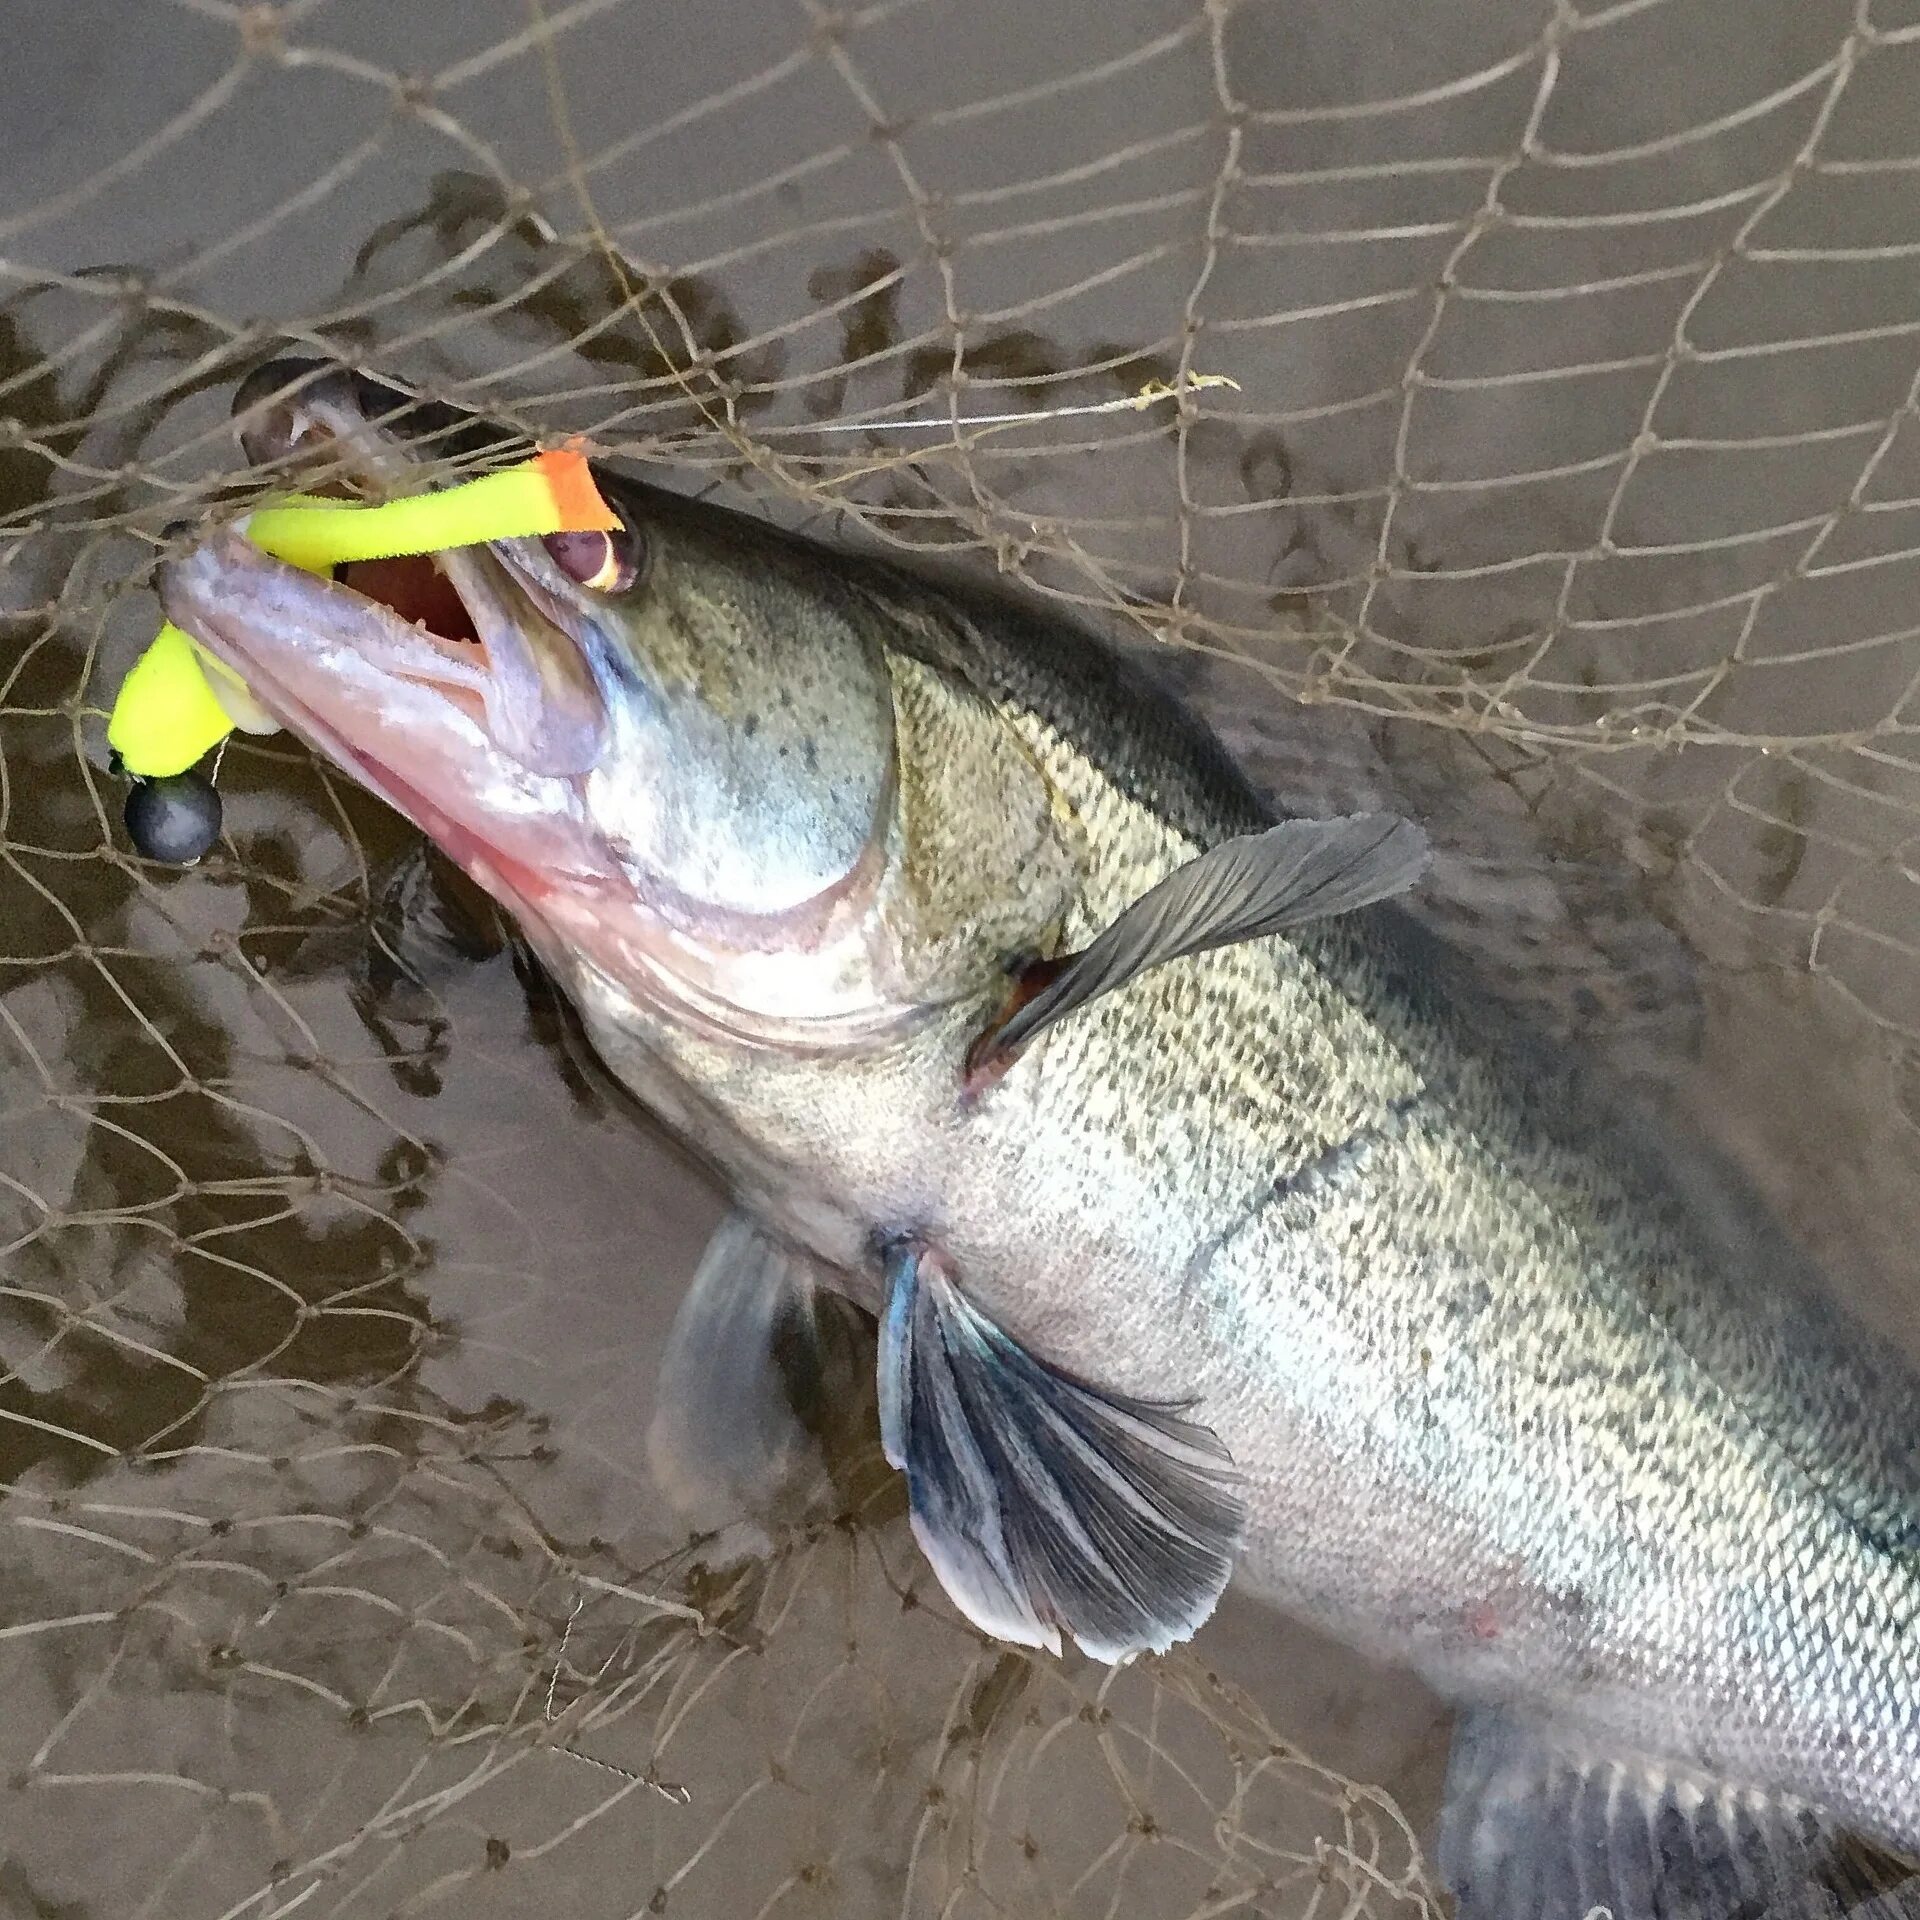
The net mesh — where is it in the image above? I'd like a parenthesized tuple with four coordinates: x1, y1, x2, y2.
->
(7, 0, 1920, 1911)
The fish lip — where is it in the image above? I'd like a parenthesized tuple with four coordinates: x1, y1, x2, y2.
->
(156, 527, 628, 926)
(157, 543, 479, 878)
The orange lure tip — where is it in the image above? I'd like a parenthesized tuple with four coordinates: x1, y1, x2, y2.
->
(532, 447, 620, 534)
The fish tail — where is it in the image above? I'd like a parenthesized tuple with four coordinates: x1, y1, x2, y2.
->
(1439, 1708, 1920, 1920)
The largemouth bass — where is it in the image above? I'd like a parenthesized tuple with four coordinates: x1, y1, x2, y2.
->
(159, 361, 1920, 1918)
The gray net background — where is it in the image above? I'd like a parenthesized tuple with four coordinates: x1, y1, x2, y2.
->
(7, 0, 1920, 1913)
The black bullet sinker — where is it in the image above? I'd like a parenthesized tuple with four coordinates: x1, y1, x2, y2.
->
(124, 771, 223, 865)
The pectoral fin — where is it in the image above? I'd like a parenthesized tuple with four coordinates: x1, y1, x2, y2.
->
(877, 1240, 1246, 1663)
(1440, 1709, 1920, 1920)
(645, 1211, 843, 1549)
(975, 812, 1428, 1076)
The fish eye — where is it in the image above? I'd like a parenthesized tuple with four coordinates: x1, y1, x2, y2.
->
(541, 523, 642, 594)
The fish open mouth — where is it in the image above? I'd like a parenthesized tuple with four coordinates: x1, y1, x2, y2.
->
(340, 552, 480, 649)
(157, 361, 626, 912)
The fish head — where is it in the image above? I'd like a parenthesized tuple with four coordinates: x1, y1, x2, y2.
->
(160, 361, 1046, 1047)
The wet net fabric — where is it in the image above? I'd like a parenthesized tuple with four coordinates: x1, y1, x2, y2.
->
(6, 0, 1920, 1912)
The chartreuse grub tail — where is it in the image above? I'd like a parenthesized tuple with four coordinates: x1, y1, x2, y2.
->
(240, 448, 618, 575)
(108, 621, 240, 787)
(109, 449, 617, 785)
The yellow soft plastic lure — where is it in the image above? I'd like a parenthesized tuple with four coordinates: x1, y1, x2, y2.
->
(109, 448, 618, 779)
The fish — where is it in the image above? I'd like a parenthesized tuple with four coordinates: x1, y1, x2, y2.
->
(160, 359, 1920, 1920)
